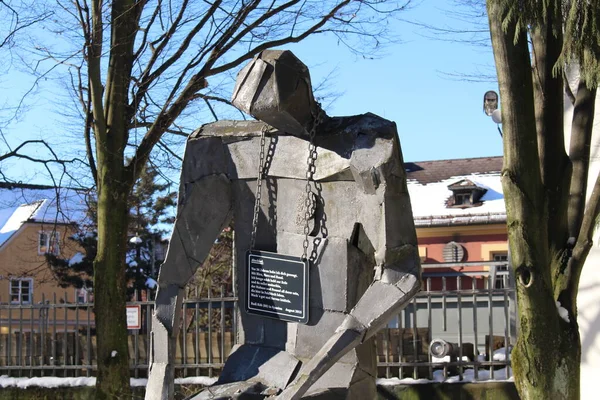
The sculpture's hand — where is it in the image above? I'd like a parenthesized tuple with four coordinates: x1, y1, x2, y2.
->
(276, 263, 420, 400)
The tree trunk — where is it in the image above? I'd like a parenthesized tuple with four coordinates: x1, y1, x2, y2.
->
(89, 0, 141, 396)
(486, 1, 582, 398)
(94, 176, 131, 399)
(512, 306, 580, 399)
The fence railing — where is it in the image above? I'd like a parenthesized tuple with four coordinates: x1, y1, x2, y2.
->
(0, 264, 514, 383)
(380, 263, 515, 382)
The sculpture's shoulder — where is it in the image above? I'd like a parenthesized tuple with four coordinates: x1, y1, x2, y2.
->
(182, 113, 403, 188)
(190, 120, 269, 141)
(323, 112, 398, 141)
(320, 113, 404, 195)
(182, 120, 271, 184)
(315, 113, 399, 158)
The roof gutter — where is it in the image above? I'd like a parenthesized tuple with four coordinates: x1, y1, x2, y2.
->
(414, 213, 507, 227)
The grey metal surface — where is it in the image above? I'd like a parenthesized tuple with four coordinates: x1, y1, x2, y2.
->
(147, 49, 422, 400)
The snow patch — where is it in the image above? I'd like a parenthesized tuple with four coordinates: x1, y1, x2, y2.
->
(492, 347, 512, 361)
(0, 375, 95, 388)
(376, 367, 514, 385)
(432, 355, 470, 363)
(432, 367, 514, 383)
(0, 375, 218, 388)
(556, 301, 570, 323)
(174, 376, 218, 386)
(130, 378, 148, 387)
(377, 377, 432, 385)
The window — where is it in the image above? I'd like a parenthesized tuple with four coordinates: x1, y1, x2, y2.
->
(454, 192, 471, 206)
(493, 252, 509, 289)
(10, 278, 33, 304)
(38, 231, 60, 255)
(75, 287, 91, 303)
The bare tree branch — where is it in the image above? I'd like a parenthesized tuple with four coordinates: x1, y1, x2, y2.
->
(0, 1, 53, 49)
(568, 169, 600, 302)
(568, 81, 596, 239)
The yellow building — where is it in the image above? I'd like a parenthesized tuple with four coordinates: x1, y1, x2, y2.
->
(0, 183, 91, 333)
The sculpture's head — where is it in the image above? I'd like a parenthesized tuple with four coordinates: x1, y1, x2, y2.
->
(231, 50, 323, 138)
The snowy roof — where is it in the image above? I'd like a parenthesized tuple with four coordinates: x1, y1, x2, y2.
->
(405, 156, 502, 184)
(0, 183, 90, 248)
(406, 157, 506, 227)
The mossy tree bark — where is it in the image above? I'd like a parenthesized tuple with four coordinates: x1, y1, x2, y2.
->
(486, 1, 599, 399)
(89, 1, 142, 397)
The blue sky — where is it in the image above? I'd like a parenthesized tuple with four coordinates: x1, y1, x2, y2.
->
(1, 0, 501, 186)
(286, 0, 501, 162)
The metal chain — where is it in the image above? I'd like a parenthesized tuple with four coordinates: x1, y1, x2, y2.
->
(249, 106, 323, 258)
(302, 106, 324, 261)
(249, 126, 268, 251)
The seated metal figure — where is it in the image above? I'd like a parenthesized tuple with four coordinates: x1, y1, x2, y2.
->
(145, 50, 421, 400)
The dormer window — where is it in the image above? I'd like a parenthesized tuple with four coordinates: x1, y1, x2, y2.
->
(447, 179, 488, 208)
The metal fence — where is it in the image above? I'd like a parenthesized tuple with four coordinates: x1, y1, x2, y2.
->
(380, 261, 515, 382)
(0, 264, 514, 382)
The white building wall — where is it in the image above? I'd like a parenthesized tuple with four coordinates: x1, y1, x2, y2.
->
(564, 70, 600, 399)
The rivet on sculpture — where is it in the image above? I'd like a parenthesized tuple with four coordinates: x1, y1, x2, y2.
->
(145, 50, 422, 400)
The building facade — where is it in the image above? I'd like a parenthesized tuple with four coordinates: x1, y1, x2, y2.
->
(406, 156, 508, 289)
(0, 184, 90, 333)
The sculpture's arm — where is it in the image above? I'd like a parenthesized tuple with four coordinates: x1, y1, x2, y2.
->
(146, 174, 233, 400)
(277, 138, 421, 400)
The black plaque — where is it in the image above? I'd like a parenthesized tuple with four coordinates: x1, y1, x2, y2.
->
(245, 250, 309, 324)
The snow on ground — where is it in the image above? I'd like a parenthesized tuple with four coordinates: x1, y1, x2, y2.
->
(0, 375, 218, 389)
(0, 376, 96, 388)
(174, 377, 219, 386)
(376, 367, 513, 385)
(492, 346, 512, 362)
(432, 355, 470, 363)
(1, 372, 513, 389)
(377, 377, 433, 385)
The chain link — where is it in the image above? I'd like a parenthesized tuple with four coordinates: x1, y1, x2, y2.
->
(302, 106, 324, 261)
(249, 126, 268, 251)
(249, 106, 323, 260)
